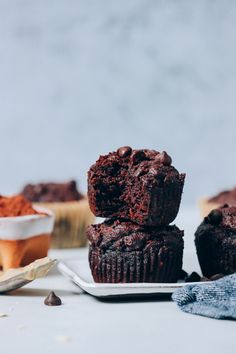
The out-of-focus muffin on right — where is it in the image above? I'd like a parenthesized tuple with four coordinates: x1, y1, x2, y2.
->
(195, 205, 236, 277)
(199, 186, 236, 217)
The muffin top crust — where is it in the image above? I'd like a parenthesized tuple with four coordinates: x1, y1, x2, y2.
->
(87, 218, 183, 252)
(89, 147, 184, 186)
(204, 205, 236, 229)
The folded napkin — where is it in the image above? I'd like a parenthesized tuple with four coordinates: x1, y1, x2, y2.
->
(172, 273, 236, 320)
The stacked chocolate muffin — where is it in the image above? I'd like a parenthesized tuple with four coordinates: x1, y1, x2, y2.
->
(87, 147, 185, 283)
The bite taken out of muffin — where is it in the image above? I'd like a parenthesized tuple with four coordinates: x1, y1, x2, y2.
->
(87, 146, 185, 283)
(88, 147, 185, 226)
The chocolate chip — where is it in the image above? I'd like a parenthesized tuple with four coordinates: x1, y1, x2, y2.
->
(210, 273, 224, 281)
(117, 146, 132, 158)
(178, 269, 188, 280)
(131, 150, 146, 164)
(156, 151, 172, 166)
(208, 209, 223, 225)
(200, 276, 210, 282)
(44, 292, 62, 306)
(185, 272, 201, 283)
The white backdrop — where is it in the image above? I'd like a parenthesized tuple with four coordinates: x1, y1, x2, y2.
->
(0, 0, 235, 205)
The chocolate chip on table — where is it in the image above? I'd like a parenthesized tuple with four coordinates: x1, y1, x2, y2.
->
(210, 273, 224, 281)
(156, 151, 172, 166)
(185, 272, 201, 283)
(200, 276, 210, 282)
(207, 209, 223, 225)
(178, 269, 188, 280)
(44, 292, 62, 306)
(117, 146, 132, 158)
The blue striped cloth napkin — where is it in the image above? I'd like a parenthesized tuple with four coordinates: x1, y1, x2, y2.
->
(172, 273, 236, 320)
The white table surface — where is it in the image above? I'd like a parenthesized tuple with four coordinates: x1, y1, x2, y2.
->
(0, 208, 235, 354)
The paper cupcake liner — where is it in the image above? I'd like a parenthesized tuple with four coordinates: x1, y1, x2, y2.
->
(89, 245, 183, 283)
(34, 199, 95, 249)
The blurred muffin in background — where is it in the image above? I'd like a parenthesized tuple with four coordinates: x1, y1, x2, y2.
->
(0, 195, 54, 270)
(21, 181, 94, 249)
(199, 186, 236, 217)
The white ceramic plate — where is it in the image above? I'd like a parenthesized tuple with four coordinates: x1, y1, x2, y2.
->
(58, 259, 208, 298)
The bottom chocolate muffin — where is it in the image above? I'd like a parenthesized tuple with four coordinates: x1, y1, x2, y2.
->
(195, 205, 236, 277)
(87, 219, 184, 283)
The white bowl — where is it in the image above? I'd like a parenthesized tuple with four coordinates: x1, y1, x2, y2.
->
(0, 206, 55, 240)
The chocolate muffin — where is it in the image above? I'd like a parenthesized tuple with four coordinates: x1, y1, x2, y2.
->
(87, 219, 184, 283)
(209, 188, 236, 205)
(88, 147, 185, 226)
(195, 205, 236, 277)
(199, 187, 236, 217)
(21, 181, 94, 249)
(22, 180, 83, 202)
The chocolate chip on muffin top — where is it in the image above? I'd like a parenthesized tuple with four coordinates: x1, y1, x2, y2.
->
(206, 205, 236, 229)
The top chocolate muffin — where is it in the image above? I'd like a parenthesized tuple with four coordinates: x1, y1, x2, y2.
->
(88, 147, 185, 226)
